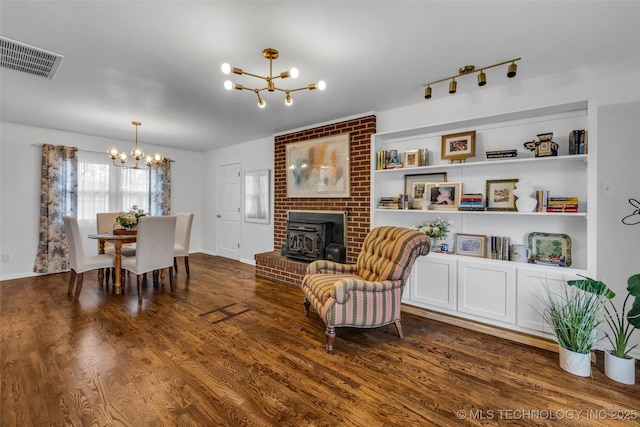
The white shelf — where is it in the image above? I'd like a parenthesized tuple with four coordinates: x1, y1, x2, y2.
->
(375, 209, 586, 218)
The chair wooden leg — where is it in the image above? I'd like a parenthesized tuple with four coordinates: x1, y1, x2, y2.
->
(153, 270, 159, 286)
(174, 257, 178, 274)
(98, 268, 105, 286)
(325, 326, 336, 353)
(394, 320, 404, 339)
(73, 272, 84, 301)
(304, 298, 310, 316)
(68, 270, 77, 297)
(184, 256, 190, 277)
(105, 268, 111, 285)
(137, 274, 144, 300)
(169, 267, 174, 290)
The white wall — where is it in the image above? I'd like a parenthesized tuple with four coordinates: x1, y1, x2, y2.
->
(201, 136, 275, 264)
(0, 122, 204, 280)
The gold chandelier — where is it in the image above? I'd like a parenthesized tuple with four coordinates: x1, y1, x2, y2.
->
(107, 121, 164, 169)
(423, 57, 521, 99)
(221, 48, 326, 108)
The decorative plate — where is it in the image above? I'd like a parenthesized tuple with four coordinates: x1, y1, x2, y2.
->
(527, 232, 571, 267)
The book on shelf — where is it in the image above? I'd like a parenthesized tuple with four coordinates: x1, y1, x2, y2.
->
(458, 206, 486, 211)
(535, 190, 550, 212)
(490, 236, 511, 260)
(486, 149, 518, 161)
(568, 129, 587, 155)
(376, 148, 429, 170)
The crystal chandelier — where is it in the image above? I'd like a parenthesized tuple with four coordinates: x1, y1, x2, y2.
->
(107, 121, 164, 169)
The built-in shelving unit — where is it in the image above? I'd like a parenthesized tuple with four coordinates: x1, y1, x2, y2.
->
(370, 100, 597, 342)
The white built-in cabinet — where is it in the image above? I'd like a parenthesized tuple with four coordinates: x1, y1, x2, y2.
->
(374, 101, 597, 339)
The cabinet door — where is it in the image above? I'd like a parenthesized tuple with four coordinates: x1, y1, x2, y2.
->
(457, 259, 516, 323)
(516, 267, 584, 334)
(410, 255, 457, 310)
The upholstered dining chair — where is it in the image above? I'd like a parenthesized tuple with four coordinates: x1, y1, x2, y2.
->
(173, 212, 194, 276)
(64, 216, 116, 300)
(96, 212, 135, 284)
(121, 215, 176, 300)
(302, 226, 431, 353)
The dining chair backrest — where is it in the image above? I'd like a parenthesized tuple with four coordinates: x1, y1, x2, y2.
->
(97, 212, 119, 234)
(174, 212, 194, 255)
(64, 216, 86, 271)
(133, 216, 177, 274)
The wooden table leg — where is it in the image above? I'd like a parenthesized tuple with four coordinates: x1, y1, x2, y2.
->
(114, 241, 122, 295)
(98, 240, 105, 285)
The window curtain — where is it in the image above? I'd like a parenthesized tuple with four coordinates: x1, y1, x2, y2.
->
(33, 144, 78, 273)
(149, 159, 171, 216)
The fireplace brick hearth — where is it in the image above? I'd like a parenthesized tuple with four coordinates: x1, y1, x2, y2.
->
(255, 114, 375, 286)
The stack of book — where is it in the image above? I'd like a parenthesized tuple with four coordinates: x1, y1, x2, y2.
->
(458, 193, 485, 211)
(490, 236, 511, 260)
(378, 196, 400, 209)
(547, 196, 579, 213)
(568, 130, 587, 155)
(485, 149, 518, 161)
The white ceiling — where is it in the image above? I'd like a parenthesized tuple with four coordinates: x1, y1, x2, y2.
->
(2, 1, 640, 152)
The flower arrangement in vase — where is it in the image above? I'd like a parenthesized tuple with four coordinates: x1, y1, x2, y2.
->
(414, 217, 452, 249)
(114, 205, 147, 233)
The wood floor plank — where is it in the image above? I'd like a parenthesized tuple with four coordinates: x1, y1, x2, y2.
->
(2, 253, 639, 426)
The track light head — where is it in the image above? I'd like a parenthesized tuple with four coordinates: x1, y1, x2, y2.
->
(424, 86, 432, 99)
(449, 79, 457, 94)
(507, 62, 517, 78)
(478, 71, 487, 86)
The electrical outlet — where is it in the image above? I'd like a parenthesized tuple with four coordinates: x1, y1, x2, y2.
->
(601, 182, 613, 196)
(2, 254, 10, 262)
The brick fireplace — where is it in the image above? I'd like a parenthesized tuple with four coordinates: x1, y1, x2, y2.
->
(255, 114, 376, 286)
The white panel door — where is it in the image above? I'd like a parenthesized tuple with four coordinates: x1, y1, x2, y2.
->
(457, 259, 517, 324)
(217, 163, 241, 260)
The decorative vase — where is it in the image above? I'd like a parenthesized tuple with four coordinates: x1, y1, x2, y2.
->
(513, 181, 537, 212)
(604, 350, 636, 385)
(558, 346, 592, 377)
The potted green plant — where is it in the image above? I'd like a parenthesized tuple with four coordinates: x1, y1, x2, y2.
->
(567, 273, 640, 384)
(540, 283, 604, 377)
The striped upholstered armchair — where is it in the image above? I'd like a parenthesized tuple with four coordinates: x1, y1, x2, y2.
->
(302, 226, 431, 352)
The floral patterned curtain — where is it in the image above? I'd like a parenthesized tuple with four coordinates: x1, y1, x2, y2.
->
(33, 144, 78, 273)
(149, 158, 171, 216)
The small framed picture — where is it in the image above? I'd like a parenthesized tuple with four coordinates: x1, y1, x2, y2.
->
(441, 130, 476, 162)
(404, 149, 420, 168)
(485, 179, 519, 211)
(404, 172, 447, 209)
(425, 181, 462, 210)
(455, 233, 487, 258)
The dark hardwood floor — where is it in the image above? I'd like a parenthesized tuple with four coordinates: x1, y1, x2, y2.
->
(1, 253, 639, 426)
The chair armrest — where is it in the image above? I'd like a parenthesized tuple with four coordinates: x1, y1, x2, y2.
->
(334, 279, 402, 304)
(306, 260, 358, 275)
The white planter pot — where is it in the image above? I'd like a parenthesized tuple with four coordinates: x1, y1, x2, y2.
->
(604, 350, 636, 385)
(559, 346, 592, 377)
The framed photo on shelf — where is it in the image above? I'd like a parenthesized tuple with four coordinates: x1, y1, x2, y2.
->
(455, 233, 487, 258)
(404, 172, 447, 209)
(425, 181, 462, 210)
(485, 178, 519, 211)
(403, 149, 420, 168)
(441, 130, 476, 162)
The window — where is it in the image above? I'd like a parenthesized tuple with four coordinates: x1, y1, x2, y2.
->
(77, 151, 149, 222)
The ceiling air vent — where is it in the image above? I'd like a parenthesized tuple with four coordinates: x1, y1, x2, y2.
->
(0, 36, 64, 79)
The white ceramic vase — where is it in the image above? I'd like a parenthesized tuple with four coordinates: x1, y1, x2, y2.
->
(558, 346, 592, 377)
(604, 350, 636, 385)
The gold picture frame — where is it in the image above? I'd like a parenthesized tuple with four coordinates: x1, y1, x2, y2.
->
(441, 130, 476, 162)
(485, 178, 519, 211)
(425, 181, 462, 210)
(455, 233, 487, 258)
(286, 133, 350, 198)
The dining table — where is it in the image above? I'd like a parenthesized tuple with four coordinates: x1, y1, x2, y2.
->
(88, 233, 136, 295)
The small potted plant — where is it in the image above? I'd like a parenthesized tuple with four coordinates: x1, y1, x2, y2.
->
(114, 205, 147, 234)
(540, 283, 604, 377)
(567, 273, 640, 384)
(414, 217, 452, 251)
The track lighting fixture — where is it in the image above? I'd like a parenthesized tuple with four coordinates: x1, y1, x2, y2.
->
(422, 57, 521, 100)
(222, 48, 326, 108)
